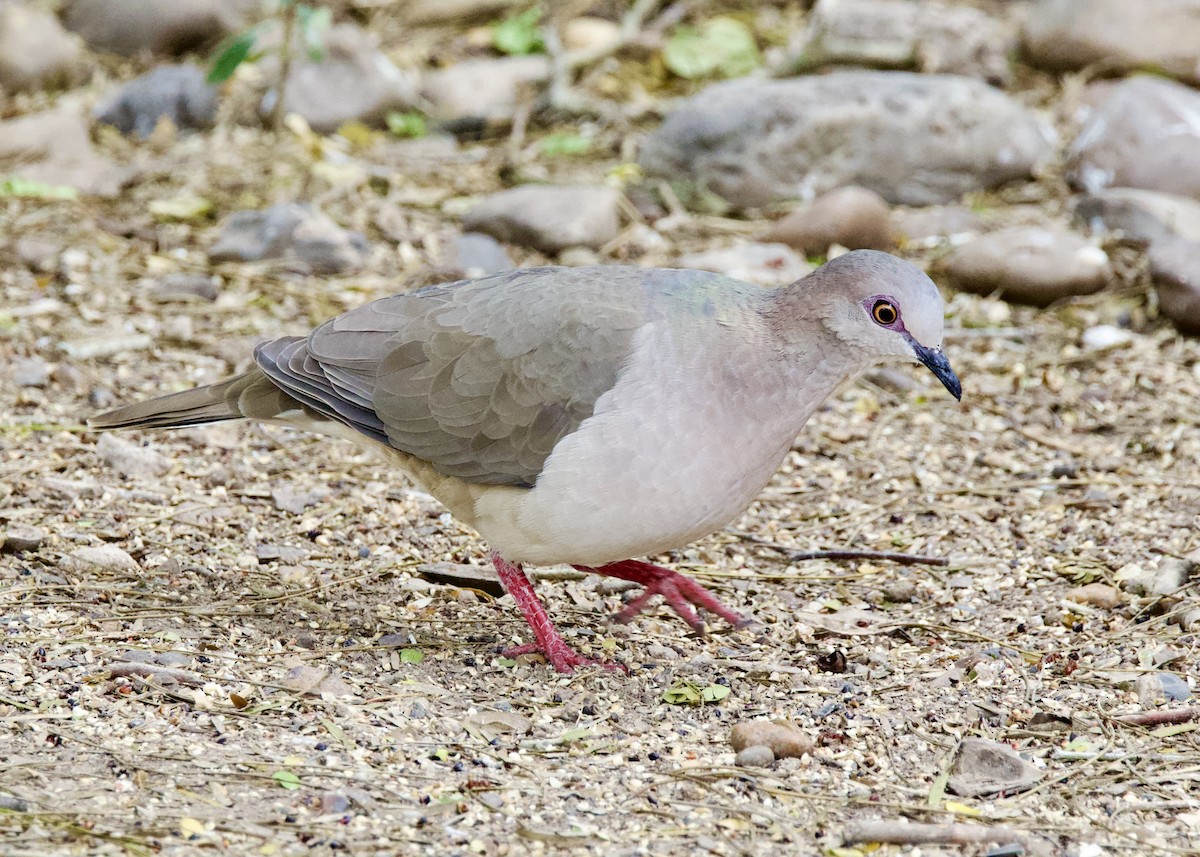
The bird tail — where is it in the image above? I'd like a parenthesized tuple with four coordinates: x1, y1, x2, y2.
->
(88, 370, 293, 431)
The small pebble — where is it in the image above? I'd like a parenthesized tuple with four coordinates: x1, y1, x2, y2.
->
(1, 524, 46, 553)
(1066, 583, 1123, 610)
(730, 720, 814, 759)
(734, 745, 775, 768)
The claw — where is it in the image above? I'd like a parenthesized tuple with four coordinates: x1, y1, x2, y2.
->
(577, 560, 747, 630)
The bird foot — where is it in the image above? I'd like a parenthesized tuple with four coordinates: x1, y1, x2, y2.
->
(502, 641, 626, 674)
(491, 552, 626, 674)
(577, 560, 748, 632)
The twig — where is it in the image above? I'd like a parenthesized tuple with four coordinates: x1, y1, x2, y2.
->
(733, 532, 949, 566)
(270, 0, 298, 133)
(843, 820, 1052, 857)
(1113, 707, 1200, 728)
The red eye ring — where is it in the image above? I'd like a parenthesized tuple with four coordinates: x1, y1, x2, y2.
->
(872, 299, 899, 326)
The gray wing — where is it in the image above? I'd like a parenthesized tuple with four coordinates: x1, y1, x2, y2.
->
(254, 267, 655, 487)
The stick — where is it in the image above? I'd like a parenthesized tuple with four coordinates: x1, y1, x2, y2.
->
(843, 820, 1051, 857)
(732, 533, 949, 567)
(1113, 706, 1200, 727)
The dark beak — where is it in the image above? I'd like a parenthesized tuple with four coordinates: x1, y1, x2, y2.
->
(911, 341, 962, 401)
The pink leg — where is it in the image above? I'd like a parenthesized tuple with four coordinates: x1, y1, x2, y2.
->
(575, 559, 748, 632)
(491, 553, 625, 674)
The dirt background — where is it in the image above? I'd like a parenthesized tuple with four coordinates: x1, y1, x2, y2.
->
(2, 1, 1200, 855)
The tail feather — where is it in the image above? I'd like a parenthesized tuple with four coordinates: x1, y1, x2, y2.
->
(88, 370, 293, 431)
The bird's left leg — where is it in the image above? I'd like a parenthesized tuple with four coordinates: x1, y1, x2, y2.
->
(574, 559, 748, 631)
(491, 552, 626, 673)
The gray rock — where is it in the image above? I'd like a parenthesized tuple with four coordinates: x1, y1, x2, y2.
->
(422, 56, 550, 129)
(947, 738, 1042, 797)
(1075, 188, 1200, 334)
(762, 186, 893, 254)
(1147, 236, 1200, 335)
(63, 0, 248, 57)
(0, 4, 86, 92)
(1067, 76, 1200, 201)
(151, 272, 220, 302)
(0, 108, 134, 198)
(890, 205, 985, 245)
(794, 0, 1014, 84)
(676, 242, 810, 288)
(1023, 0, 1200, 86)
(463, 185, 620, 253)
(95, 64, 217, 138)
(60, 545, 140, 575)
(96, 433, 171, 479)
(938, 226, 1111, 307)
(209, 204, 369, 274)
(734, 745, 776, 768)
(1075, 187, 1200, 245)
(447, 232, 514, 278)
(14, 237, 61, 273)
(0, 524, 46, 553)
(640, 71, 1053, 208)
(262, 24, 419, 133)
(256, 544, 308, 564)
(13, 356, 50, 388)
(1137, 672, 1192, 706)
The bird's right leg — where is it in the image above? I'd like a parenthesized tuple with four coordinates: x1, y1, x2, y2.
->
(490, 553, 625, 674)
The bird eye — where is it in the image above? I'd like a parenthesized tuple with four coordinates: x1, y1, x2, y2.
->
(872, 300, 899, 326)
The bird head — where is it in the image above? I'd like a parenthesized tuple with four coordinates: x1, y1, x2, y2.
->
(811, 250, 962, 400)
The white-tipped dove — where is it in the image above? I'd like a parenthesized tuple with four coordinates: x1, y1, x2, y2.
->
(91, 250, 961, 673)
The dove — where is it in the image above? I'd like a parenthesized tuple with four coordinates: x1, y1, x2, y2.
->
(91, 250, 960, 672)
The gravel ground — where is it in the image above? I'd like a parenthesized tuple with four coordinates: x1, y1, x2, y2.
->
(3, 4, 1200, 856)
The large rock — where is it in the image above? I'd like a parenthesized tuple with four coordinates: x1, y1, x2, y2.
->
(0, 4, 86, 92)
(422, 57, 550, 130)
(762, 186, 893, 254)
(63, 0, 248, 57)
(1148, 236, 1200, 334)
(462, 185, 620, 253)
(209, 204, 369, 274)
(263, 24, 419, 133)
(0, 109, 133, 198)
(938, 225, 1111, 307)
(1076, 188, 1200, 334)
(1023, 0, 1200, 86)
(794, 0, 1014, 85)
(639, 71, 1054, 208)
(1075, 187, 1200, 245)
(1067, 76, 1200, 201)
(95, 65, 218, 138)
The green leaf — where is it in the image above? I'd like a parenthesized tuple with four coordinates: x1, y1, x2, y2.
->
(0, 176, 77, 200)
(496, 657, 517, 668)
(272, 770, 301, 790)
(432, 747, 451, 761)
(296, 4, 331, 62)
(664, 679, 730, 705)
(492, 6, 544, 56)
(399, 648, 424, 664)
(208, 29, 259, 84)
(539, 133, 591, 156)
(386, 111, 428, 139)
(662, 17, 760, 80)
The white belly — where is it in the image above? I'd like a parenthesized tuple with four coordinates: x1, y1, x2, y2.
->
(472, 325, 849, 566)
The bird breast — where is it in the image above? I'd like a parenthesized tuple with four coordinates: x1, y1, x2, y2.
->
(472, 321, 850, 566)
